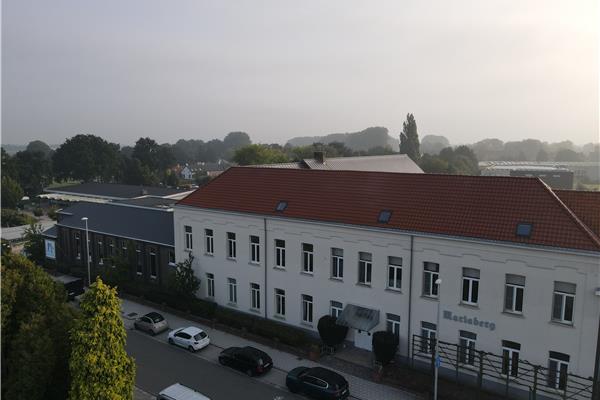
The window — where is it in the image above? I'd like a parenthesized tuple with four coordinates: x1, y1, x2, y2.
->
(552, 282, 575, 324)
(461, 268, 480, 305)
(378, 210, 392, 223)
(107, 238, 114, 257)
(135, 244, 142, 274)
(121, 240, 127, 256)
(516, 223, 532, 238)
(387, 256, 402, 290)
(149, 249, 157, 278)
(205, 229, 214, 255)
(302, 243, 314, 273)
(275, 201, 288, 212)
(275, 239, 286, 268)
(331, 248, 344, 279)
(458, 331, 476, 365)
(168, 250, 176, 265)
(548, 352, 569, 390)
(330, 301, 343, 318)
(184, 225, 193, 250)
(206, 273, 215, 297)
(420, 321, 436, 354)
(504, 274, 525, 313)
(75, 233, 81, 259)
(502, 341, 521, 377)
(97, 240, 104, 265)
(275, 289, 286, 317)
(250, 235, 260, 263)
(358, 252, 372, 285)
(251, 283, 261, 310)
(228, 278, 237, 304)
(386, 313, 401, 340)
(227, 232, 236, 259)
(301, 294, 313, 323)
(423, 262, 439, 297)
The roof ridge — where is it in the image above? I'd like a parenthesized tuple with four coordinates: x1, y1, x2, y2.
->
(542, 180, 600, 248)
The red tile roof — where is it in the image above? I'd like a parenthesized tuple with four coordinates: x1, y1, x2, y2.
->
(555, 190, 600, 238)
(177, 168, 600, 252)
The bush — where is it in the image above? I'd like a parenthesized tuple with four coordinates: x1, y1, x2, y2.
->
(372, 331, 399, 365)
(47, 206, 59, 221)
(317, 315, 348, 346)
(1, 209, 36, 227)
(33, 208, 44, 217)
(252, 318, 308, 348)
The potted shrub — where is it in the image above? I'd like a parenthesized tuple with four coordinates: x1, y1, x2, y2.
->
(317, 315, 348, 348)
(372, 331, 399, 366)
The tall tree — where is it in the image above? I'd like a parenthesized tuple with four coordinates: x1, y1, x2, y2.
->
(23, 223, 45, 266)
(399, 113, 420, 162)
(169, 253, 200, 299)
(233, 144, 289, 165)
(26, 140, 53, 158)
(52, 134, 120, 182)
(1, 176, 24, 208)
(69, 278, 135, 400)
(15, 150, 53, 196)
(1, 148, 18, 180)
(223, 131, 251, 151)
(132, 137, 160, 171)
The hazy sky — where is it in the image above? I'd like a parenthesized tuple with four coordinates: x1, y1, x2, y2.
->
(2, 0, 598, 146)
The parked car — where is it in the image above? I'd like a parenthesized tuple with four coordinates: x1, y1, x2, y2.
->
(167, 326, 210, 352)
(157, 383, 211, 400)
(218, 346, 273, 376)
(134, 312, 169, 335)
(286, 366, 349, 400)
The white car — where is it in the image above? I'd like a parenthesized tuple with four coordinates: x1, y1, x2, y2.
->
(167, 326, 210, 352)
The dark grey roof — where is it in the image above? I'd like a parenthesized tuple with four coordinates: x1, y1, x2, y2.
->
(114, 196, 176, 209)
(46, 183, 188, 200)
(42, 225, 58, 238)
(57, 202, 173, 246)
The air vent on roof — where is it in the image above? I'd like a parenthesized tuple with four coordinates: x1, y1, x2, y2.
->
(275, 201, 288, 212)
(378, 210, 392, 224)
(516, 223, 532, 238)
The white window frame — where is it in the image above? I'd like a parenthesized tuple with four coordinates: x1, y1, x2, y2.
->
(250, 235, 260, 264)
(250, 283, 261, 310)
(386, 313, 401, 340)
(358, 252, 372, 285)
(228, 278, 237, 304)
(302, 243, 314, 274)
(98, 240, 105, 266)
(301, 294, 313, 324)
(387, 257, 402, 291)
(168, 250, 176, 265)
(275, 289, 286, 317)
(502, 346, 520, 377)
(552, 287, 575, 324)
(462, 269, 480, 305)
(134, 244, 141, 274)
(204, 229, 214, 255)
(226, 232, 237, 259)
(75, 232, 81, 260)
(423, 262, 439, 298)
(275, 239, 286, 268)
(505, 283, 524, 314)
(206, 273, 215, 297)
(548, 357, 569, 390)
(331, 248, 343, 280)
(184, 225, 193, 250)
(330, 301, 343, 318)
(420, 325, 436, 354)
(459, 333, 477, 366)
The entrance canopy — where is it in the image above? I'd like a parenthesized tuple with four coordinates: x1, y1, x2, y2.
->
(336, 304, 380, 332)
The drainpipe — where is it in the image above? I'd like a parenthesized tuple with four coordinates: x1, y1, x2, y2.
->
(264, 218, 268, 320)
(593, 314, 600, 400)
(407, 235, 414, 359)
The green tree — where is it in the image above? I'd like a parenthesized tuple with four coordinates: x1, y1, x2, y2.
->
(1, 253, 78, 400)
(26, 140, 54, 157)
(233, 144, 290, 165)
(14, 150, 53, 196)
(23, 223, 46, 265)
(169, 253, 200, 299)
(1, 175, 24, 208)
(53, 134, 120, 182)
(420, 135, 450, 155)
(132, 137, 161, 171)
(69, 277, 135, 400)
(555, 148, 584, 162)
(1, 148, 18, 180)
(419, 154, 450, 173)
(223, 131, 251, 155)
(399, 113, 420, 162)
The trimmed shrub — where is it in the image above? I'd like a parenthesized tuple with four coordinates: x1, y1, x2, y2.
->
(252, 318, 308, 348)
(317, 315, 348, 346)
(33, 208, 44, 217)
(372, 331, 399, 365)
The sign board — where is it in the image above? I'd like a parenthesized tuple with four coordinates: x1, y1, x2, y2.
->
(45, 239, 56, 259)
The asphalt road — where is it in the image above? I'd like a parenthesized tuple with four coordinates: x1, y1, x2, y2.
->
(127, 330, 304, 400)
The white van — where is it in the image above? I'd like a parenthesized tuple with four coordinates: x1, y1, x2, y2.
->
(157, 383, 211, 400)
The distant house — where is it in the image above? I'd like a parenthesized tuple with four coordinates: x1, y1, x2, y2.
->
(200, 160, 231, 178)
(180, 165, 194, 180)
(251, 152, 424, 173)
(481, 164, 574, 190)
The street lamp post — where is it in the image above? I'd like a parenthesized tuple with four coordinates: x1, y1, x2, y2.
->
(81, 217, 91, 286)
(434, 278, 442, 400)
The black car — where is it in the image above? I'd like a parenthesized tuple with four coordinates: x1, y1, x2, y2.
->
(286, 366, 349, 399)
(218, 346, 273, 376)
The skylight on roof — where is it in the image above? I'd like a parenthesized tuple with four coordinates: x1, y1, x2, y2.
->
(378, 210, 392, 224)
(516, 223, 532, 238)
(275, 201, 288, 212)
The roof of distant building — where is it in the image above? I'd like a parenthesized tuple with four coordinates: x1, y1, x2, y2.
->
(250, 153, 423, 174)
(113, 196, 177, 209)
(177, 167, 600, 252)
(45, 182, 191, 201)
(57, 202, 174, 246)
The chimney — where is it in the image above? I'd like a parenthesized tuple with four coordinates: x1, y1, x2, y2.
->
(314, 151, 325, 163)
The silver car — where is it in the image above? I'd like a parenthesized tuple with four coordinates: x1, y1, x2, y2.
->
(134, 312, 169, 335)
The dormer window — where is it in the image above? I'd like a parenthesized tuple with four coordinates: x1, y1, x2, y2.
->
(516, 223, 532, 238)
(378, 210, 392, 224)
(275, 201, 288, 212)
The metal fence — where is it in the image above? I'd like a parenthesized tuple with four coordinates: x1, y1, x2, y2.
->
(411, 334, 597, 400)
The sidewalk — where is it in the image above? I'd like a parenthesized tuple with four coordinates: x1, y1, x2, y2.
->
(121, 297, 422, 400)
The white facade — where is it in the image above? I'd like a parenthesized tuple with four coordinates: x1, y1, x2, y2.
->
(174, 205, 600, 379)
